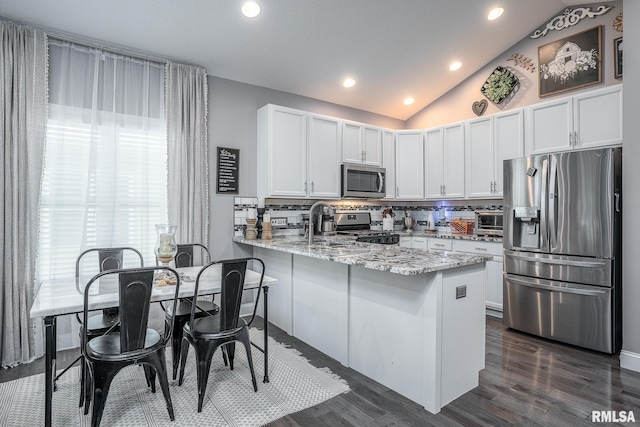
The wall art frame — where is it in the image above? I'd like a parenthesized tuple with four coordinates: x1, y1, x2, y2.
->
(538, 25, 602, 97)
(614, 37, 623, 79)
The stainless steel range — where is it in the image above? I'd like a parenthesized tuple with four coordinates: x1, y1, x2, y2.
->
(335, 212, 400, 245)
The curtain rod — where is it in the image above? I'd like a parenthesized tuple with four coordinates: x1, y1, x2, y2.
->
(1, 15, 207, 72)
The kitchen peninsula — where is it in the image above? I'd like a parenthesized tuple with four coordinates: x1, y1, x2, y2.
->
(234, 235, 490, 413)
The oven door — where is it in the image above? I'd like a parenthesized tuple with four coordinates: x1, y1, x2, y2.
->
(341, 164, 385, 198)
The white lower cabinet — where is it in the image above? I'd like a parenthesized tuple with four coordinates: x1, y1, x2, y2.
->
(399, 236, 412, 248)
(452, 240, 503, 314)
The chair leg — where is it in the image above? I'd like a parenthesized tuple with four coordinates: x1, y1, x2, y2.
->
(178, 337, 190, 386)
(83, 360, 93, 415)
(143, 365, 156, 393)
(239, 328, 258, 392)
(194, 342, 217, 413)
(146, 352, 175, 421)
(171, 319, 183, 381)
(89, 362, 118, 427)
(226, 342, 236, 370)
(78, 356, 86, 408)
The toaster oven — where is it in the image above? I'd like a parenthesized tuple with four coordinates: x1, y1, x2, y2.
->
(474, 210, 503, 236)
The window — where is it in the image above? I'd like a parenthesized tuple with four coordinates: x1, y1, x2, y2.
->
(37, 40, 167, 280)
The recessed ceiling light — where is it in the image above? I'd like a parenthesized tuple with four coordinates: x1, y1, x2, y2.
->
(342, 78, 356, 88)
(242, 1, 261, 18)
(403, 97, 415, 106)
(488, 7, 504, 21)
(449, 61, 462, 71)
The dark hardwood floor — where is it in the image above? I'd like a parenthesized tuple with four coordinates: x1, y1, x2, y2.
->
(3, 316, 639, 426)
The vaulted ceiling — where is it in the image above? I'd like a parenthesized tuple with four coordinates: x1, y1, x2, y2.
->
(0, 0, 614, 120)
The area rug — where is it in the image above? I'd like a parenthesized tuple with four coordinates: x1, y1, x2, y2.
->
(0, 329, 349, 426)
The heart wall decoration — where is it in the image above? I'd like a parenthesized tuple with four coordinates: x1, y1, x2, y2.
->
(472, 99, 488, 116)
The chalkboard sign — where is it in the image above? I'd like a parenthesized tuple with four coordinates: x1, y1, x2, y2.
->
(216, 147, 239, 194)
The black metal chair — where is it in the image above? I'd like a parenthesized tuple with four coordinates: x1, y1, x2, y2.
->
(82, 266, 181, 427)
(178, 257, 265, 412)
(159, 243, 221, 380)
(66, 247, 144, 408)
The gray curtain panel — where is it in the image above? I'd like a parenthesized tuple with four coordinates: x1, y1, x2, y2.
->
(166, 63, 209, 247)
(0, 20, 48, 366)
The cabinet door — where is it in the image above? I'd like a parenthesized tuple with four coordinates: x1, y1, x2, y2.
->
(342, 121, 362, 164)
(399, 236, 412, 248)
(465, 117, 494, 198)
(573, 85, 622, 150)
(526, 97, 573, 155)
(363, 126, 382, 166)
(308, 115, 341, 198)
(443, 123, 465, 198)
(395, 131, 424, 199)
(485, 257, 503, 312)
(382, 130, 396, 199)
(493, 109, 524, 196)
(270, 107, 307, 197)
(424, 128, 444, 199)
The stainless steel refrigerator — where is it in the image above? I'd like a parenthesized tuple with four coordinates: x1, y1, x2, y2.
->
(503, 147, 622, 354)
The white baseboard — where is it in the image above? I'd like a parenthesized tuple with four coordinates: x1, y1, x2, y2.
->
(620, 350, 640, 373)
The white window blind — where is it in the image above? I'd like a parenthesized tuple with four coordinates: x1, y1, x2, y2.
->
(38, 41, 167, 281)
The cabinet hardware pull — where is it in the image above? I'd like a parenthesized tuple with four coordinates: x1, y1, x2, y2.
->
(569, 132, 573, 147)
(304, 181, 307, 192)
(435, 244, 444, 247)
(396, 186, 399, 197)
(474, 247, 487, 251)
(574, 131, 578, 146)
(311, 181, 314, 192)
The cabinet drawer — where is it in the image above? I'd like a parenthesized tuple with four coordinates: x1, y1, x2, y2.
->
(428, 239, 452, 251)
(453, 239, 502, 256)
(411, 236, 428, 250)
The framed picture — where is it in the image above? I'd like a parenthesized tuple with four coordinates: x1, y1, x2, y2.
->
(538, 26, 602, 97)
(614, 37, 623, 79)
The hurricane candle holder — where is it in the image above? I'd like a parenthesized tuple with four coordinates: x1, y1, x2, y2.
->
(155, 224, 177, 266)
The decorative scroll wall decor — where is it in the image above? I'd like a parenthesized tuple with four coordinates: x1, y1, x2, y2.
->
(613, 13, 623, 32)
(530, 6, 613, 39)
(507, 54, 536, 73)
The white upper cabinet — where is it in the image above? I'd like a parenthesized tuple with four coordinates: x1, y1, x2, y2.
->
(257, 104, 340, 199)
(466, 109, 524, 198)
(526, 85, 622, 155)
(258, 105, 307, 198)
(465, 117, 494, 198)
(342, 121, 382, 166)
(395, 130, 424, 199)
(382, 130, 396, 199)
(308, 114, 342, 198)
(425, 123, 465, 199)
(573, 85, 623, 150)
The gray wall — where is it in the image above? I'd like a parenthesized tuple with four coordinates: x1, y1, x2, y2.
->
(622, 1, 640, 366)
(406, 0, 622, 129)
(206, 76, 403, 261)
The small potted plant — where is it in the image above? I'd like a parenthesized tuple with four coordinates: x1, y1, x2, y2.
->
(481, 66, 519, 104)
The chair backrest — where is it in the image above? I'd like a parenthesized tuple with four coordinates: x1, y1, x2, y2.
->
(76, 247, 144, 277)
(82, 266, 181, 353)
(190, 257, 265, 332)
(174, 243, 210, 268)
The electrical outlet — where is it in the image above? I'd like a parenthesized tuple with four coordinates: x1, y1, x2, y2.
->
(271, 218, 287, 227)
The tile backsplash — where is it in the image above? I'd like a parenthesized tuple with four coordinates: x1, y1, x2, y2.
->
(234, 197, 502, 238)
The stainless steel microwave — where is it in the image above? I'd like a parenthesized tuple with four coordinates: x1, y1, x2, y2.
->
(341, 164, 386, 198)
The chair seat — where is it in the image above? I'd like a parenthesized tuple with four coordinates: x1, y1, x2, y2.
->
(86, 329, 162, 360)
(85, 312, 119, 334)
(165, 299, 219, 318)
(185, 315, 247, 338)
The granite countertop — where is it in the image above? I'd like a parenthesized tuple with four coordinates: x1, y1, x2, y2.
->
(395, 230, 503, 243)
(233, 235, 491, 276)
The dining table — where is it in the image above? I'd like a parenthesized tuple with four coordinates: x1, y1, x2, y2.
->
(30, 265, 278, 427)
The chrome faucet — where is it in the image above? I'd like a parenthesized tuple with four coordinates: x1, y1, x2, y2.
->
(308, 201, 333, 244)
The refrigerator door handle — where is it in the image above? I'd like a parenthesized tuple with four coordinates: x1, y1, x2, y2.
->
(540, 157, 549, 251)
(549, 155, 558, 249)
(504, 251, 609, 268)
(505, 274, 607, 296)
